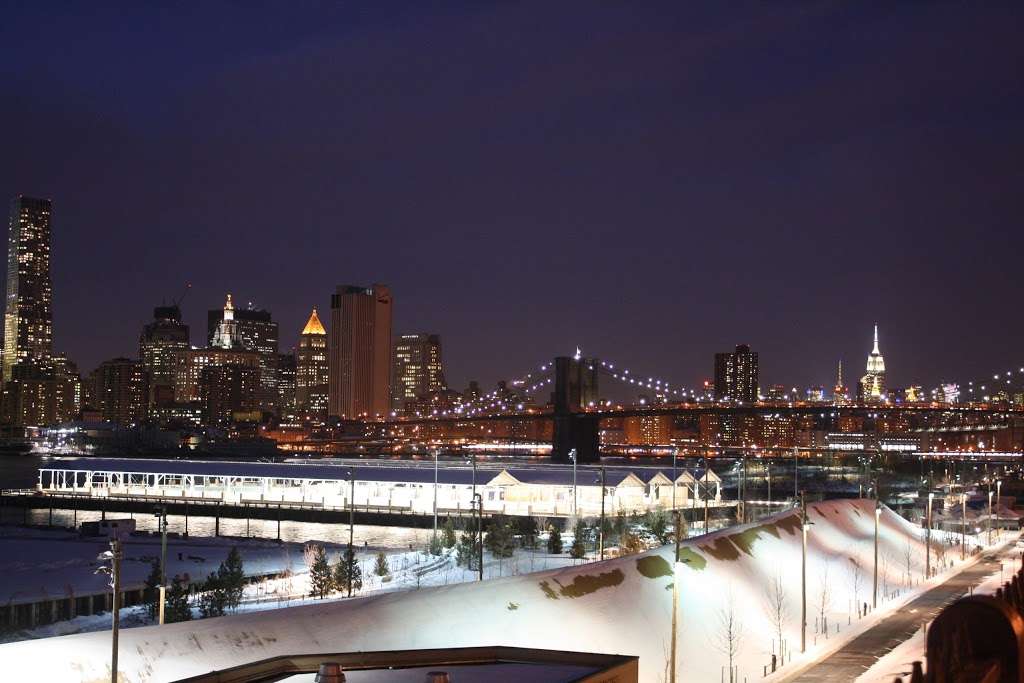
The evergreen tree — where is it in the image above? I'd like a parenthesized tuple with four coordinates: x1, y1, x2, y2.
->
(333, 546, 362, 595)
(218, 547, 245, 611)
(374, 551, 390, 577)
(441, 518, 457, 549)
(199, 572, 227, 618)
(309, 544, 334, 598)
(165, 575, 192, 623)
(143, 559, 161, 621)
(546, 525, 563, 554)
(646, 509, 670, 544)
(517, 516, 539, 548)
(570, 520, 587, 559)
(484, 516, 516, 558)
(613, 511, 628, 544)
(457, 530, 479, 569)
(428, 533, 443, 556)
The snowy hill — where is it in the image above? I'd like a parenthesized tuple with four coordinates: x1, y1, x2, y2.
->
(0, 499, 949, 682)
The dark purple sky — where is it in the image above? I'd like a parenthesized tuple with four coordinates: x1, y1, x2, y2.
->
(1, 2, 1022, 393)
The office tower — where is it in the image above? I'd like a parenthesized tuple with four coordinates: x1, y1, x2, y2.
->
(3, 196, 53, 383)
(391, 333, 445, 412)
(329, 284, 392, 418)
(90, 358, 149, 425)
(713, 344, 759, 402)
(276, 352, 297, 418)
(200, 364, 260, 425)
(858, 325, 886, 403)
(208, 294, 279, 412)
(1, 364, 56, 426)
(296, 308, 329, 420)
(173, 347, 260, 404)
(139, 304, 190, 408)
(52, 352, 82, 422)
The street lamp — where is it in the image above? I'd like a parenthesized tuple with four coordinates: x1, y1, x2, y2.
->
(433, 449, 440, 541)
(961, 492, 967, 561)
(800, 491, 811, 653)
(926, 492, 934, 579)
(988, 489, 994, 546)
(570, 448, 578, 517)
(473, 492, 483, 581)
(95, 539, 123, 683)
(597, 467, 607, 560)
(997, 479, 1002, 540)
(873, 492, 880, 609)
(347, 469, 355, 597)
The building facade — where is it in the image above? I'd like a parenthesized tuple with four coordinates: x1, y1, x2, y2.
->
(295, 308, 329, 420)
(391, 333, 445, 412)
(3, 196, 53, 383)
(173, 347, 260, 404)
(90, 358, 149, 425)
(329, 284, 392, 418)
(200, 364, 261, 425)
(139, 304, 190, 409)
(713, 344, 759, 402)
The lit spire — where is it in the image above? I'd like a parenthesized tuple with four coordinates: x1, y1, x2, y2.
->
(837, 359, 843, 386)
(872, 324, 880, 355)
(301, 307, 326, 335)
(224, 293, 234, 321)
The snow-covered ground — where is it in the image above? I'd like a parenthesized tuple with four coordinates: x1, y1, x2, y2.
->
(0, 499, 981, 682)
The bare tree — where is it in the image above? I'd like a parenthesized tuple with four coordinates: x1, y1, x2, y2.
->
(714, 587, 744, 683)
(817, 561, 832, 635)
(903, 540, 914, 586)
(763, 572, 789, 663)
(846, 558, 863, 618)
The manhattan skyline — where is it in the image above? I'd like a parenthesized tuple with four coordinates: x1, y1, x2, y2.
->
(0, 3, 1021, 390)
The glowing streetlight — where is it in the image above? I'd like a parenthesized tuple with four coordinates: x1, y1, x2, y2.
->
(926, 492, 934, 579)
(873, 490, 881, 609)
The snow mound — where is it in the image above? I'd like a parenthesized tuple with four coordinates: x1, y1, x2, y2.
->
(0, 499, 940, 682)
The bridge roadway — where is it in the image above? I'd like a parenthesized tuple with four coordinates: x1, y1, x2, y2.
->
(784, 534, 1022, 682)
(377, 403, 1021, 426)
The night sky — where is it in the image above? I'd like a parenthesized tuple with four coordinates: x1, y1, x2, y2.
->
(1, 2, 1021, 393)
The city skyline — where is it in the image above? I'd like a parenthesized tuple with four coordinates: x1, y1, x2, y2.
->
(1, 3, 1022, 392)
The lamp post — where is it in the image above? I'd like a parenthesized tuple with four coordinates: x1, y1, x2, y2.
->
(988, 489, 994, 546)
(961, 492, 966, 561)
(433, 449, 439, 540)
(599, 466, 606, 560)
(926, 492, 934, 579)
(473, 492, 483, 581)
(570, 448, 578, 517)
(154, 506, 167, 625)
(95, 539, 123, 683)
(671, 448, 677, 513)
(794, 447, 799, 501)
(997, 479, 1002, 540)
(347, 469, 355, 597)
(766, 461, 771, 505)
(873, 491, 880, 609)
(800, 491, 809, 654)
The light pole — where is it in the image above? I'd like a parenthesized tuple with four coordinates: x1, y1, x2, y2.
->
(794, 447, 799, 501)
(432, 449, 440, 540)
(926, 492, 934, 579)
(348, 469, 355, 597)
(961, 492, 966, 561)
(96, 539, 123, 683)
(473, 492, 483, 581)
(599, 466, 606, 560)
(154, 506, 167, 625)
(766, 461, 771, 505)
(873, 493, 880, 609)
(800, 491, 809, 653)
(988, 489, 994, 546)
(671, 448, 677, 513)
(570, 448, 578, 517)
(997, 479, 1002, 540)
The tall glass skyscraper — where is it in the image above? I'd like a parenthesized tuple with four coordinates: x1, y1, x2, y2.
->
(3, 196, 53, 383)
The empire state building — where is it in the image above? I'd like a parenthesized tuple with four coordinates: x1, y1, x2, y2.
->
(859, 325, 886, 403)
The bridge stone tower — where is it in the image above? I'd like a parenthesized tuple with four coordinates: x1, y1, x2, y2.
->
(552, 355, 600, 463)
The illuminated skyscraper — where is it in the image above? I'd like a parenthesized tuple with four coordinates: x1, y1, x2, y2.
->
(3, 196, 53, 383)
(858, 325, 886, 403)
(833, 360, 848, 404)
(140, 304, 190, 408)
(208, 294, 279, 412)
(329, 284, 392, 418)
(295, 308, 329, 419)
(713, 344, 759, 402)
(391, 333, 445, 412)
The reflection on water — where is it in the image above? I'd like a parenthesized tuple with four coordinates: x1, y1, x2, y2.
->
(0, 507, 435, 549)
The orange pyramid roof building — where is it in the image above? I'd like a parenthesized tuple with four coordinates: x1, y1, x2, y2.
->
(301, 308, 326, 335)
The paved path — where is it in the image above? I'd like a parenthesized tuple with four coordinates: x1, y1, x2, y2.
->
(787, 536, 1021, 682)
